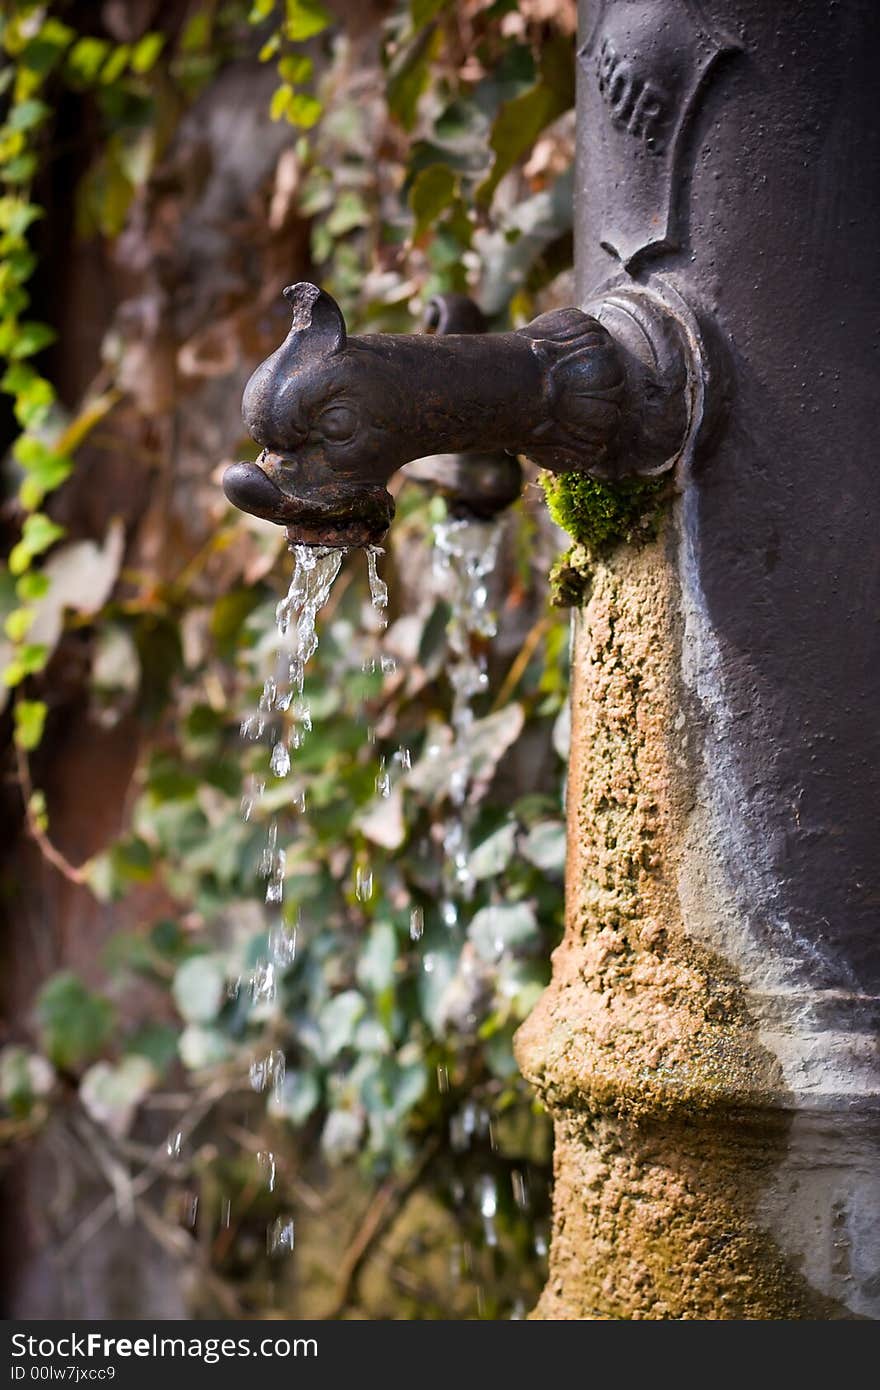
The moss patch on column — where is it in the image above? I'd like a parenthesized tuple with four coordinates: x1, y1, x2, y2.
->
(541, 471, 668, 606)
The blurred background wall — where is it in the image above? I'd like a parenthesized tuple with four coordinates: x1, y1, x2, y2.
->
(0, 0, 579, 1318)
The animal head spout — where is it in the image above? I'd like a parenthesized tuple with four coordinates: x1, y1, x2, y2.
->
(224, 279, 703, 548)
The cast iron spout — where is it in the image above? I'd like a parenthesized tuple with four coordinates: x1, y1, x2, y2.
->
(224, 281, 696, 546)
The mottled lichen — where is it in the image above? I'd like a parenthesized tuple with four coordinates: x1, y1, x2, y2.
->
(541, 471, 669, 606)
(516, 537, 848, 1319)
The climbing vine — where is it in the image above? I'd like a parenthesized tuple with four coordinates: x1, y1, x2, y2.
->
(0, 7, 168, 771)
(0, 0, 579, 1318)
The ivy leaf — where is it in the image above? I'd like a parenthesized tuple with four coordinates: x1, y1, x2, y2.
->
(319, 990, 366, 1060)
(9, 321, 57, 361)
(15, 572, 49, 602)
(271, 1069, 321, 1125)
(249, 0, 276, 22)
(124, 1024, 179, 1076)
(270, 83, 293, 122)
(80, 1056, 155, 1138)
(100, 44, 131, 85)
(18, 20, 76, 80)
(321, 1107, 364, 1162)
(4, 607, 34, 642)
(9, 514, 65, 575)
(66, 37, 110, 83)
(521, 820, 566, 874)
(356, 922, 397, 994)
(13, 698, 46, 750)
(469, 822, 517, 880)
(2, 643, 48, 685)
(0, 1046, 54, 1117)
(277, 54, 313, 83)
(172, 955, 227, 1024)
(409, 163, 456, 239)
(178, 1024, 232, 1070)
(14, 436, 72, 507)
(12, 375, 55, 431)
(387, 23, 440, 131)
(35, 972, 115, 1071)
(130, 33, 165, 75)
(0, 199, 42, 238)
(286, 92, 322, 128)
(2, 153, 38, 184)
(324, 189, 369, 237)
(8, 100, 51, 132)
(283, 0, 332, 42)
(468, 902, 539, 962)
(477, 34, 575, 206)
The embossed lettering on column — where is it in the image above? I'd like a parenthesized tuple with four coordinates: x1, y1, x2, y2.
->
(595, 36, 670, 151)
(579, 0, 740, 267)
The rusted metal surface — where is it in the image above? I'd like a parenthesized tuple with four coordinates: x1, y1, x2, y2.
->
(403, 292, 523, 521)
(225, 281, 700, 545)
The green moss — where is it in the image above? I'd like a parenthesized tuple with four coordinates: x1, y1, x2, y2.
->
(541, 472, 669, 606)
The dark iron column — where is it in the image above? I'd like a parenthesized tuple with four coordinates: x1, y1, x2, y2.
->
(517, 0, 880, 1319)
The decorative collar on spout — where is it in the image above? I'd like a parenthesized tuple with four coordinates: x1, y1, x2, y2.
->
(224, 280, 698, 547)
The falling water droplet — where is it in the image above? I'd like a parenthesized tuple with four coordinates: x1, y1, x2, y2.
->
(270, 742, 291, 777)
(409, 905, 424, 941)
(375, 757, 392, 798)
(267, 1215, 295, 1255)
(511, 1168, 528, 1210)
(269, 917, 297, 966)
(355, 865, 373, 902)
(250, 959, 277, 1005)
(257, 1150, 276, 1193)
(366, 546, 388, 617)
(479, 1175, 498, 1247)
(436, 1063, 449, 1093)
(250, 1048, 285, 1094)
(166, 1131, 182, 1158)
(395, 745, 412, 771)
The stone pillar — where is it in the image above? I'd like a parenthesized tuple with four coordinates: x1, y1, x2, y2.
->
(517, 0, 880, 1319)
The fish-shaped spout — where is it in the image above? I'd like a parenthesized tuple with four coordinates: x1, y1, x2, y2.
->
(224, 281, 694, 546)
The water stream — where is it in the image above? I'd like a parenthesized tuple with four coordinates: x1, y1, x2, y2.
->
(238, 541, 386, 1255)
(431, 516, 503, 926)
(222, 517, 537, 1305)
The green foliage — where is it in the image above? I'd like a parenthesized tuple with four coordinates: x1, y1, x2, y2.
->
(252, 0, 331, 129)
(13, 697, 46, 749)
(2, 0, 581, 1317)
(0, 1045, 54, 1119)
(477, 34, 575, 206)
(35, 972, 115, 1071)
(0, 2, 168, 733)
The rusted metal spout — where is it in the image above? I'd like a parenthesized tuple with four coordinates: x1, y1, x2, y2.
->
(224, 280, 699, 546)
(404, 292, 523, 521)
